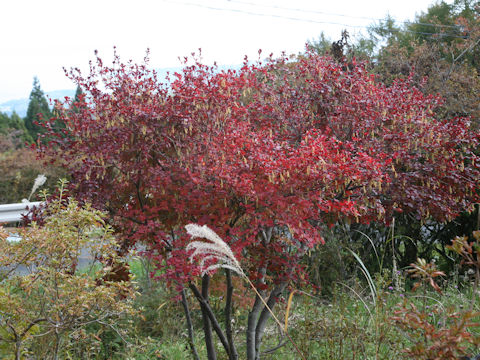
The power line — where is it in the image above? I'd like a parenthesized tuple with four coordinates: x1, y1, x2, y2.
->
(225, 0, 462, 29)
(160, 0, 470, 39)
(160, 0, 366, 28)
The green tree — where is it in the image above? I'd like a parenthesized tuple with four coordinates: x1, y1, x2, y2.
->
(0, 112, 32, 151)
(73, 85, 83, 103)
(69, 85, 85, 114)
(308, 30, 376, 62)
(0, 184, 136, 359)
(24, 77, 52, 141)
(371, 0, 480, 120)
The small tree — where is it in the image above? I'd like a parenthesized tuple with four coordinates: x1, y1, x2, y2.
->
(0, 111, 32, 150)
(0, 148, 65, 204)
(24, 77, 52, 141)
(0, 181, 136, 359)
(370, 0, 480, 121)
(42, 50, 480, 359)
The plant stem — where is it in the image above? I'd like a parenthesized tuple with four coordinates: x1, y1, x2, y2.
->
(470, 267, 479, 313)
(225, 269, 238, 360)
(392, 218, 400, 291)
(181, 288, 200, 360)
(189, 281, 231, 358)
(246, 269, 266, 360)
(201, 275, 216, 360)
(423, 285, 427, 346)
(244, 277, 306, 360)
(254, 282, 288, 360)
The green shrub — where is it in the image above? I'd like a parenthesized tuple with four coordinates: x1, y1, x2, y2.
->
(0, 182, 136, 359)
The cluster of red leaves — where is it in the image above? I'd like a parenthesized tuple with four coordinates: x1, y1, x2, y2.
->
(40, 49, 480, 288)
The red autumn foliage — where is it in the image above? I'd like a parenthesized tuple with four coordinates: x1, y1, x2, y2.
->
(40, 49, 480, 288)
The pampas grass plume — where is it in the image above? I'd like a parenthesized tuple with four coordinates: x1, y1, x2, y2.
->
(185, 224, 243, 276)
(184, 223, 306, 360)
(29, 174, 47, 200)
(23, 174, 47, 203)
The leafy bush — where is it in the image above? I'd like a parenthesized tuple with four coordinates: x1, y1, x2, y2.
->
(0, 148, 66, 204)
(0, 182, 136, 359)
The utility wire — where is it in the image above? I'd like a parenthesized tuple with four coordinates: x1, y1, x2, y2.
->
(226, 0, 463, 29)
(161, 0, 470, 39)
(161, 0, 365, 28)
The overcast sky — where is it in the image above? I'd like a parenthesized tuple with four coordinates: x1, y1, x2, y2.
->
(0, 0, 443, 103)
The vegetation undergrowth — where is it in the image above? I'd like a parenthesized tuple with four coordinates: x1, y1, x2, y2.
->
(2, 217, 480, 359)
(110, 228, 480, 360)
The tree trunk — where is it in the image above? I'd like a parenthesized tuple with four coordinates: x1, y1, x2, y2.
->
(189, 281, 231, 356)
(225, 269, 238, 360)
(246, 290, 265, 360)
(53, 331, 61, 360)
(201, 275, 216, 360)
(15, 340, 22, 360)
(181, 288, 200, 360)
(400, 236, 418, 268)
(246, 227, 274, 360)
(254, 282, 288, 360)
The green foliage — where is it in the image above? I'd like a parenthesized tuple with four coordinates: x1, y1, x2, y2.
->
(70, 85, 84, 114)
(131, 257, 186, 339)
(308, 30, 376, 62)
(307, 32, 332, 55)
(24, 77, 52, 141)
(309, 0, 480, 123)
(374, 0, 480, 120)
(368, 0, 478, 54)
(303, 224, 361, 296)
(0, 182, 137, 359)
(0, 148, 66, 204)
(120, 337, 192, 359)
(0, 238, 472, 359)
(283, 287, 399, 359)
(391, 255, 480, 359)
(0, 112, 32, 151)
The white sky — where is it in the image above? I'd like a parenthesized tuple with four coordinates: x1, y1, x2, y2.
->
(0, 0, 442, 103)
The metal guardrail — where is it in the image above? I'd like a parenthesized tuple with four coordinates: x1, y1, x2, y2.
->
(0, 202, 42, 223)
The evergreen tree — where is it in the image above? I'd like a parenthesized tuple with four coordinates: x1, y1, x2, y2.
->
(24, 77, 52, 141)
(73, 85, 83, 102)
(9, 112, 32, 144)
(71, 85, 84, 113)
(0, 111, 33, 150)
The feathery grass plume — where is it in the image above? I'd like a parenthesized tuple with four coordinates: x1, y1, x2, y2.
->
(185, 224, 244, 276)
(25, 174, 47, 202)
(185, 223, 307, 360)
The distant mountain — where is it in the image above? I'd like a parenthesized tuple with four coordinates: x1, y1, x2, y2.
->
(0, 89, 76, 118)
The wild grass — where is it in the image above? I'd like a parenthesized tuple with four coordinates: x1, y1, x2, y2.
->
(3, 252, 475, 359)
(114, 251, 480, 360)
(5, 227, 480, 359)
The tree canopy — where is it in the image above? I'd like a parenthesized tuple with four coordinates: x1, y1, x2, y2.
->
(41, 49, 480, 358)
(0, 111, 32, 150)
(25, 77, 52, 140)
(371, 0, 479, 120)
